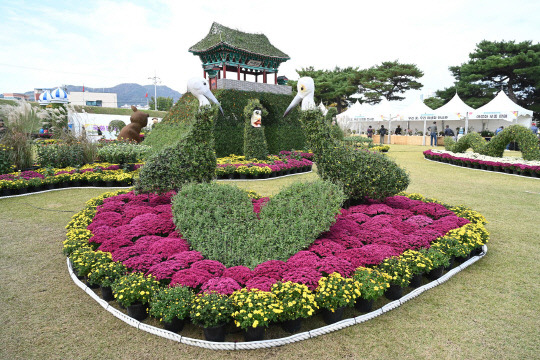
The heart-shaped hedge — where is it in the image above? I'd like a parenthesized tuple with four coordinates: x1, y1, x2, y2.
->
(171, 180, 345, 268)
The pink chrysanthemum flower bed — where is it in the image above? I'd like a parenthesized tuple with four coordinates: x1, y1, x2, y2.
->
(84, 191, 470, 295)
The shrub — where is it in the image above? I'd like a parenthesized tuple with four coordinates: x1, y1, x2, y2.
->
(142, 121, 192, 156)
(161, 90, 305, 157)
(343, 136, 373, 148)
(243, 99, 269, 160)
(97, 143, 150, 164)
(135, 105, 218, 194)
(299, 110, 409, 201)
(445, 132, 486, 153)
(0, 144, 15, 174)
(108, 120, 126, 136)
(171, 180, 345, 268)
(36, 143, 85, 168)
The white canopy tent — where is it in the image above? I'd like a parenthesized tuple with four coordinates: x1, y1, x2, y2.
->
(433, 93, 475, 135)
(398, 99, 438, 145)
(470, 91, 534, 130)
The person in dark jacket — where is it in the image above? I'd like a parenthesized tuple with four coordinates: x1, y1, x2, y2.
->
(379, 125, 387, 144)
(444, 125, 454, 137)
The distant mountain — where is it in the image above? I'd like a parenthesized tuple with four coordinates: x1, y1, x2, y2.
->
(25, 83, 183, 108)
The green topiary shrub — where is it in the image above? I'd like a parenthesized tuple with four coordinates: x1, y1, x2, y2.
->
(97, 143, 150, 164)
(243, 99, 269, 160)
(142, 121, 192, 156)
(108, 120, 126, 136)
(171, 180, 345, 268)
(299, 110, 409, 201)
(444, 124, 540, 160)
(134, 105, 218, 194)
(481, 124, 540, 160)
(445, 132, 487, 153)
(162, 90, 304, 157)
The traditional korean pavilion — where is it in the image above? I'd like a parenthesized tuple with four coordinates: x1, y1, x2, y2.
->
(189, 22, 290, 92)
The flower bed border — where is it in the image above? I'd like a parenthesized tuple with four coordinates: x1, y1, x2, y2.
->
(66, 245, 487, 350)
(423, 150, 540, 179)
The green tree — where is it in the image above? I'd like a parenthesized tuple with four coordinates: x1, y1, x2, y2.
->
(149, 96, 174, 111)
(423, 97, 445, 110)
(428, 40, 540, 114)
(290, 67, 359, 113)
(352, 60, 424, 104)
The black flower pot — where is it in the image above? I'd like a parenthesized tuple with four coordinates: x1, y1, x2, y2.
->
(46, 183, 55, 190)
(409, 273, 423, 288)
(72, 180, 82, 187)
(163, 317, 185, 333)
(203, 323, 226, 342)
(471, 246, 483, 257)
(261, 173, 270, 179)
(444, 256, 455, 271)
(127, 302, 148, 321)
(100, 286, 114, 301)
(239, 174, 247, 179)
(385, 284, 403, 300)
(227, 173, 235, 179)
(426, 266, 444, 280)
(105, 180, 114, 187)
(243, 326, 265, 342)
(280, 318, 302, 333)
(456, 253, 471, 263)
(18, 187, 28, 194)
(1, 188, 12, 197)
(84, 276, 99, 289)
(354, 298, 374, 313)
(322, 306, 345, 325)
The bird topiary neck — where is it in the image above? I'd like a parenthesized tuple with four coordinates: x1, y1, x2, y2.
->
(298, 109, 337, 155)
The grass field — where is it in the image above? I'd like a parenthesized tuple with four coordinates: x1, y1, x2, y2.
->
(1, 145, 539, 360)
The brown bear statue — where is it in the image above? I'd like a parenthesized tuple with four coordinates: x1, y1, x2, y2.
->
(117, 105, 149, 143)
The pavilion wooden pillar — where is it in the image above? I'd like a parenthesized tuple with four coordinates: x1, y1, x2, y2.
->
(237, 65, 240, 80)
(244, 72, 246, 81)
(275, 72, 277, 84)
(263, 70, 267, 83)
(204, 70, 207, 79)
(255, 74, 258, 83)
(222, 64, 226, 79)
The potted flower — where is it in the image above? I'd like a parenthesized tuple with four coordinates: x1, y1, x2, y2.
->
(314, 272, 359, 324)
(190, 291, 234, 342)
(425, 247, 451, 280)
(352, 267, 391, 312)
(87, 261, 127, 301)
(236, 165, 249, 179)
(376, 256, 413, 300)
(430, 236, 469, 269)
(112, 272, 160, 321)
(71, 249, 112, 287)
(270, 281, 318, 333)
(148, 286, 193, 333)
(400, 249, 433, 288)
(231, 288, 278, 341)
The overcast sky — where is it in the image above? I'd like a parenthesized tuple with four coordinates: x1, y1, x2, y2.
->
(1, 0, 539, 107)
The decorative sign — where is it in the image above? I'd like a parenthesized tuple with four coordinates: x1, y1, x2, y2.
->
(246, 60, 262, 67)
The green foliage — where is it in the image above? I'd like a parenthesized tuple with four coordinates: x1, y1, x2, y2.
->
(0, 144, 15, 174)
(429, 40, 540, 112)
(343, 136, 373, 148)
(162, 90, 305, 157)
(171, 180, 345, 268)
(36, 143, 85, 168)
(135, 105, 217, 194)
(352, 60, 424, 102)
(143, 121, 192, 155)
(445, 124, 540, 160)
(108, 120, 126, 136)
(149, 96, 174, 111)
(243, 99, 269, 160)
(87, 261, 127, 287)
(299, 109, 410, 201)
(444, 132, 487, 153)
(97, 143, 150, 164)
(148, 286, 194, 322)
(423, 97, 445, 110)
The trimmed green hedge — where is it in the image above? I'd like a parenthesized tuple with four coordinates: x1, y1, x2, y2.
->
(243, 99, 269, 160)
(445, 124, 540, 160)
(161, 90, 305, 157)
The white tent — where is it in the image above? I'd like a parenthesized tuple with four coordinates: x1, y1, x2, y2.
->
(336, 101, 376, 134)
(470, 91, 534, 130)
(398, 99, 438, 145)
(434, 93, 475, 134)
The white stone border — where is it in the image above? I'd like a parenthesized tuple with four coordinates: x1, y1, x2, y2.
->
(424, 158, 540, 180)
(67, 245, 487, 350)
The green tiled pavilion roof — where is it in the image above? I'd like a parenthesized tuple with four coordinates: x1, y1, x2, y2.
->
(189, 22, 290, 59)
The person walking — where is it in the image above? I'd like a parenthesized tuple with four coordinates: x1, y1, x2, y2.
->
(530, 122, 538, 134)
(379, 125, 387, 145)
(394, 125, 402, 135)
(429, 121, 438, 146)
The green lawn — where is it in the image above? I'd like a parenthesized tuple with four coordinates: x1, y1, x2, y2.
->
(0, 145, 538, 360)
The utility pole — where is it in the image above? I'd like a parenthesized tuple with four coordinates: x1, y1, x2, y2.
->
(148, 71, 161, 110)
